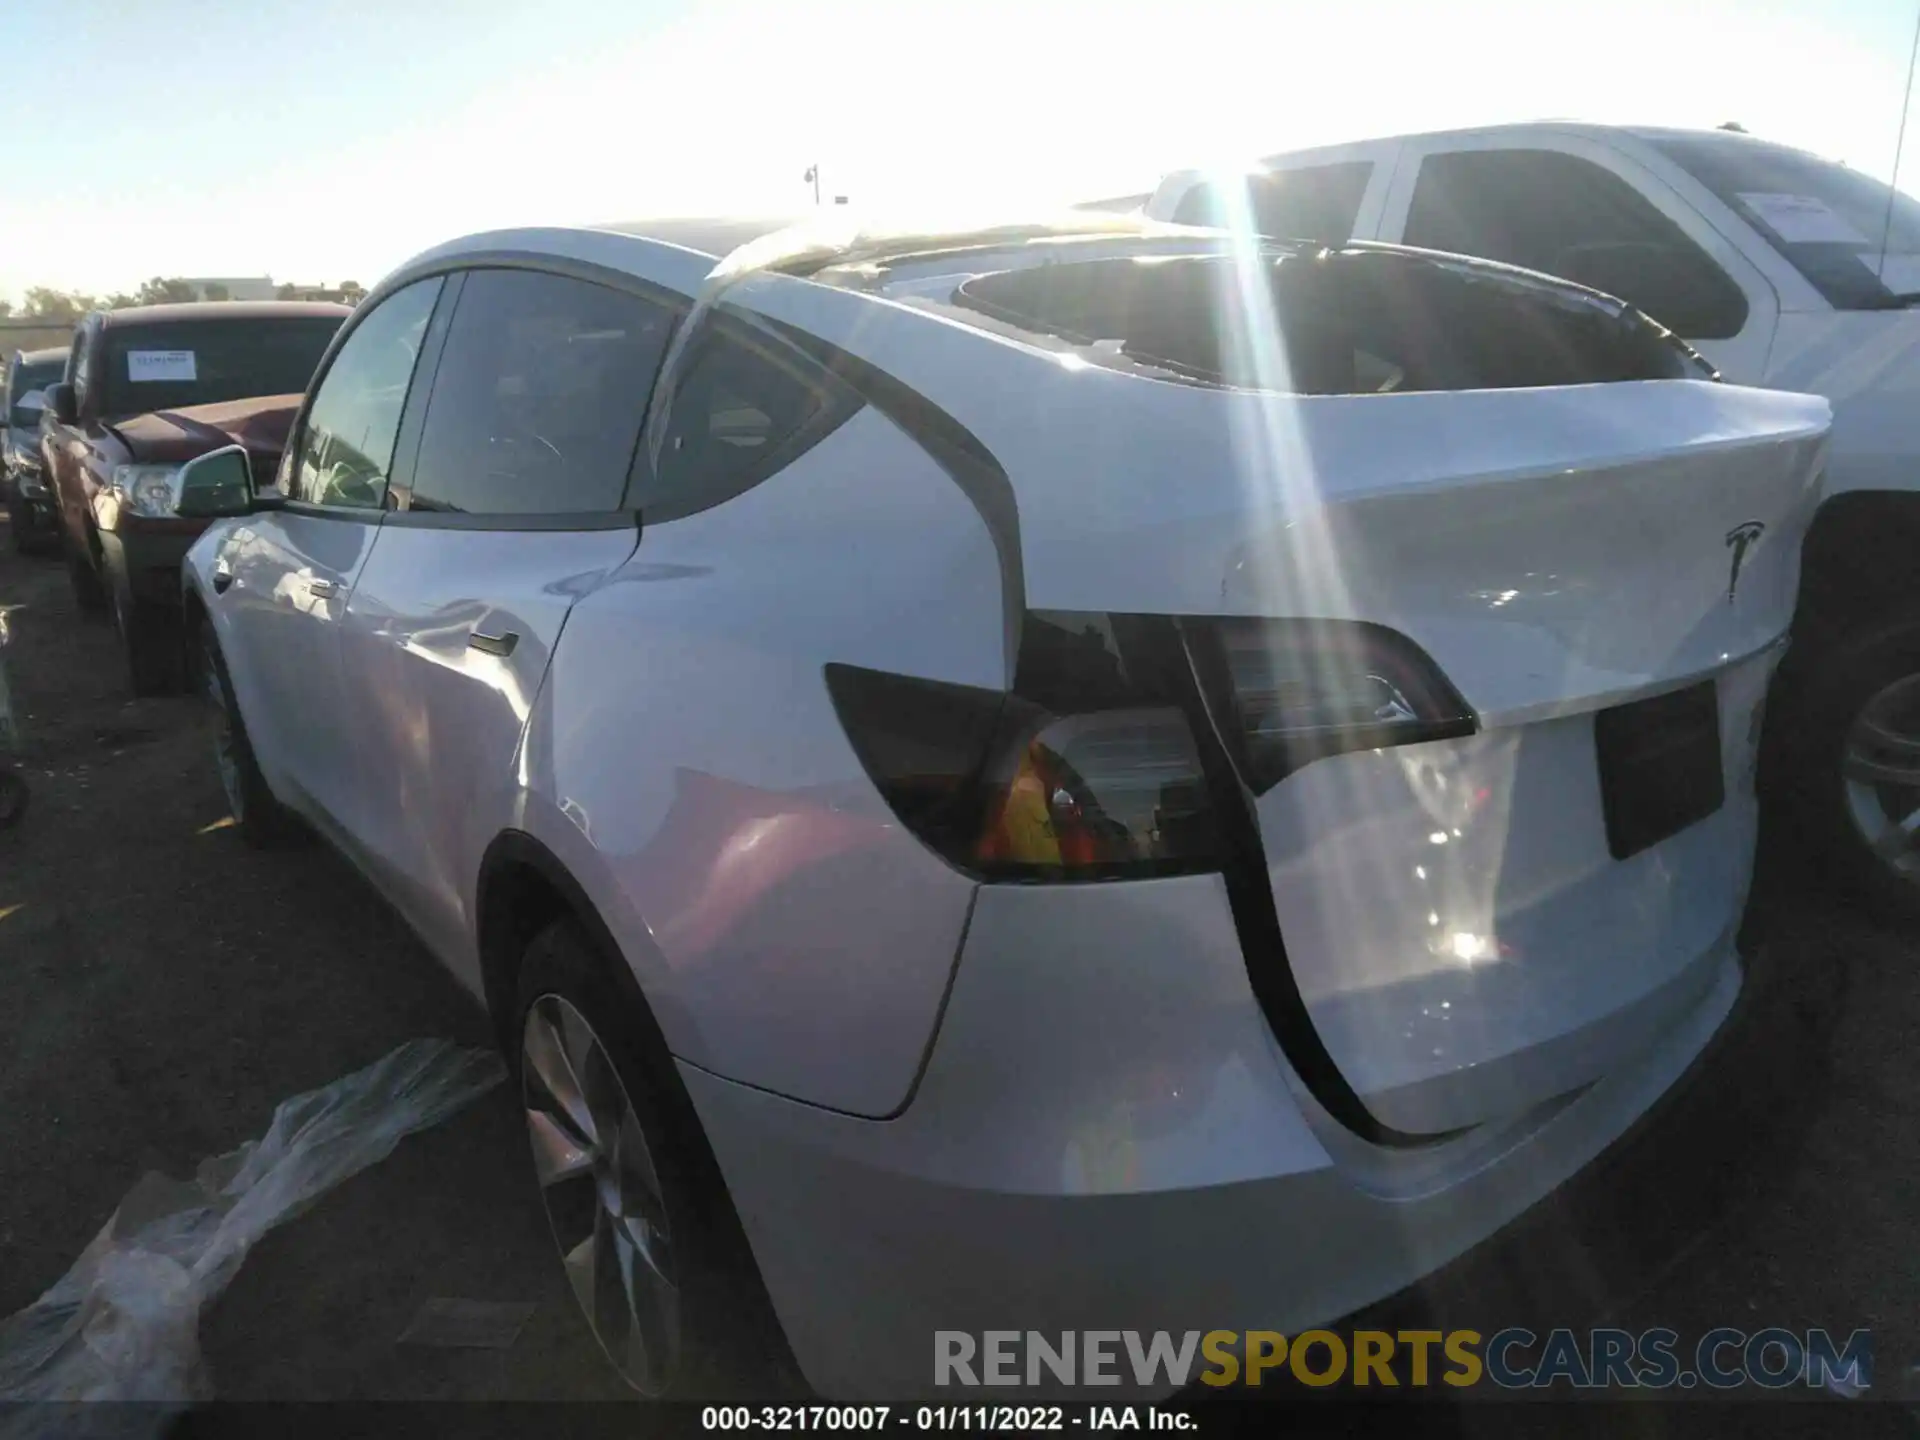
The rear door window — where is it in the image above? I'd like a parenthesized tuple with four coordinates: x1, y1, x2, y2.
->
(1173, 162, 1374, 243)
(407, 268, 679, 517)
(1401, 148, 1750, 340)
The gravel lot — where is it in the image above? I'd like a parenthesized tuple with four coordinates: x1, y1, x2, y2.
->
(0, 520, 1916, 1424)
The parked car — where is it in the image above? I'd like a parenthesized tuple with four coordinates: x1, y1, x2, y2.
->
(1146, 123, 1920, 922)
(180, 218, 1827, 1399)
(2, 346, 68, 553)
(41, 301, 349, 692)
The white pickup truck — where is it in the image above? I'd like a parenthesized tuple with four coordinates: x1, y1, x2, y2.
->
(1146, 123, 1920, 922)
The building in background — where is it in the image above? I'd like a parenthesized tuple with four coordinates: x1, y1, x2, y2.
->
(181, 276, 277, 302)
(273, 281, 367, 305)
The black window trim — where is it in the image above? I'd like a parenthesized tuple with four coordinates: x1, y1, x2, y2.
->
(373, 251, 691, 533)
(381, 270, 465, 512)
(70, 316, 101, 412)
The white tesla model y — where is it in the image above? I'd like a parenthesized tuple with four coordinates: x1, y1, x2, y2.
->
(178, 217, 1829, 1398)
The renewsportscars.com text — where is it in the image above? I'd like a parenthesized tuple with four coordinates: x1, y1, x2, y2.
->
(934, 1327, 1871, 1391)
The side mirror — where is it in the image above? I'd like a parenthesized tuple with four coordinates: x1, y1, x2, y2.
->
(45, 382, 78, 426)
(175, 445, 259, 519)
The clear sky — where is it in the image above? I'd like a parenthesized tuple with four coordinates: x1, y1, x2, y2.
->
(2, 0, 1918, 304)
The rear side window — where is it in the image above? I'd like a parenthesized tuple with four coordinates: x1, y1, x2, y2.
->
(408, 268, 678, 516)
(632, 310, 859, 524)
(1173, 162, 1373, 244)
(1402, 149, 1750, 340)
(295, 278, 442, 509)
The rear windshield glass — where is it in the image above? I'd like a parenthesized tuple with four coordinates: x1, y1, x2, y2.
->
(7, 359, 65, 425)
(1651, 135, 1920, 308)
(952, 251, 1706, 394)
(100, 317, 343, 418)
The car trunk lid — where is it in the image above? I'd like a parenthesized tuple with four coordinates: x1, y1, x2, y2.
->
(725, 248, 1831, 1137)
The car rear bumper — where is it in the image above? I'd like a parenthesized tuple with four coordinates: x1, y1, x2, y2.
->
(680, 872, 1788, 1401)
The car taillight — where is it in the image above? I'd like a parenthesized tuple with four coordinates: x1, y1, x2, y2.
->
(827, 612, 1475, 881)
(1193, 618, 1476, 794)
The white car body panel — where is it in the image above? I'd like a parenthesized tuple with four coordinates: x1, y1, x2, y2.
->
(537, 404, 1008, 1117)
(338, 525, 643, 992)
(210, 508, 380, 819)
(683, 871, 1742, 1399)
(1764, 309, 1920, 497)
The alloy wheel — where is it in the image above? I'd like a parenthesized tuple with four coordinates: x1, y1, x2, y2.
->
(1841, 672, 1920, 885)
(522, 993, 681, 1395)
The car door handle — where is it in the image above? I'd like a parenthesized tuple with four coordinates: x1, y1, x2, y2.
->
(307, 578, 341, 599)
(468, 628, 519, 657)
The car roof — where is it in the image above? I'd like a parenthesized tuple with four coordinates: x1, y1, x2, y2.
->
(1233, 120, 1796, 165)
(390, 213, 1186, 307)
(100, 300, 351, 327)
(599, 216, 802, 259)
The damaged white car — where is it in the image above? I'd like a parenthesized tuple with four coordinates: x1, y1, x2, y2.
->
(178, 218, 1828, 1397)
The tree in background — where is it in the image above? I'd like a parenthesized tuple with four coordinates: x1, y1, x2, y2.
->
(340, 281, 367, 305)
(135, 276, 198, 305)
(204, 282, 230, 302)
(276, 282, 297, 300)
(0, 300, 11, 319)
(23, 287, 95, 321)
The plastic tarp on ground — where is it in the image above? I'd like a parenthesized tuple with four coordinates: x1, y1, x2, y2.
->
(0, 1038, 503, 1433)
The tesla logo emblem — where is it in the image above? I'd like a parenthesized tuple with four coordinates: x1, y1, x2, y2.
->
(1725, 521, 1765, 603)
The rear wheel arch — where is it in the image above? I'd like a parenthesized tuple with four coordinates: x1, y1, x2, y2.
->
(1794, 490, 1920, 636)
(475, 830, 656, 1060)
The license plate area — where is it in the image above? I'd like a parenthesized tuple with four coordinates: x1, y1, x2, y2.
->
(1594, 680, 1724, 860)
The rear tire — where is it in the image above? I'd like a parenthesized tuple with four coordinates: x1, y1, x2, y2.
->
(66, 543, 108, 617)
(1768, 612, 1920, 927)
(514, 918, 796, 1399)
(198, 624, 307, 848)
(109, 557, 183, 697)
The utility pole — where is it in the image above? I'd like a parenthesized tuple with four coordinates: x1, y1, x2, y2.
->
(1878, 0, 1920, 281)
(804, 164, 821, 206)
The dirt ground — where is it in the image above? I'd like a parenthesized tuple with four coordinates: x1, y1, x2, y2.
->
(0, 520, 1916, 1421)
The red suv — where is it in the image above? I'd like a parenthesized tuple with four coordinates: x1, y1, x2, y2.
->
(43, 301, 348, 693)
